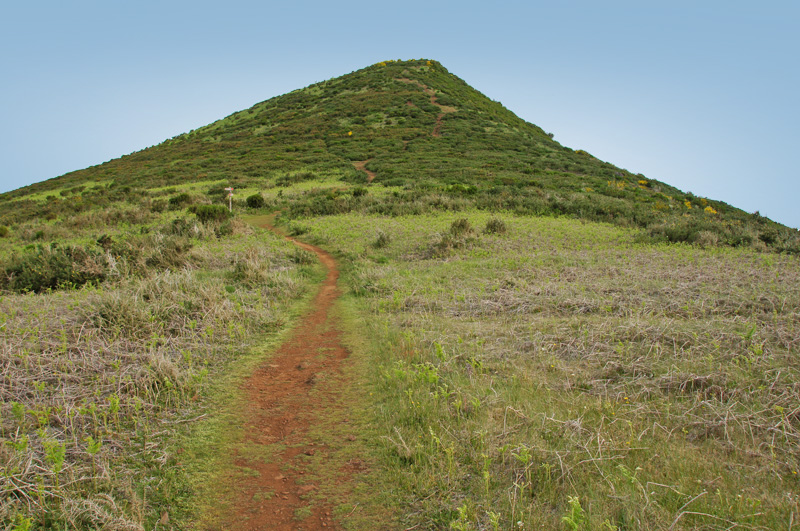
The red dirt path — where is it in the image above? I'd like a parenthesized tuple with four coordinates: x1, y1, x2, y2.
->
(352, 160, 376, 182)
(225, 217, 351, 530)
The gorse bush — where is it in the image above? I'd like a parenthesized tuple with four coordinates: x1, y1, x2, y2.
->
(190, 204, 231, 224)
(373, 230, 391, 248)
(1, 244, 108, 293)
(484, 217, 507, 234)
(428, 218, 477, 257)
(168, 193, 192, 209)
(450, 218, 473, 236)
(246, 193, 266, 208)
(276, 171, 317, 187)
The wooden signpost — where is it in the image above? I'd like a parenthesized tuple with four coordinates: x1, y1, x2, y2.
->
(224, 187, 233, 212)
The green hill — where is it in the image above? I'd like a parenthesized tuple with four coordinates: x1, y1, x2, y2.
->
(1, 58, 797, 251)
(1, 59, 799, 530)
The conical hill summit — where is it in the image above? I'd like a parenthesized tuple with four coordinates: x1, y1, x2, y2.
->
(1, 59, 796, 251)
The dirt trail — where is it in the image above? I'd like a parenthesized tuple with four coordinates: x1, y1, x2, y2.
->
(226, 216, 351, 530)
(352, 160, 376, 182)
(396, 77, 456, 137)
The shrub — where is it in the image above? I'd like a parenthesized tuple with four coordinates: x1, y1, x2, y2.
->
(449, 218, 473, 237)
(150, 199, 167, 213)
(276, 171, 317, 187)
(190, 204, 231, 224)
(2, 244, 107, 293)
(484, 218, 507, 235)
(695, 230, 719, 248)
(373, 230, 391, 248)
(246, 193, 266, 208)
(427, 219, 478, 257)
(168, 193, 192, 209)
(352, 187, 368, 198)
(0, 226, 8, 238)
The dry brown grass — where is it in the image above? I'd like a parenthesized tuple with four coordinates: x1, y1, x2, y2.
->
(305, 211, 800, 530)
(0, 222, 312, 528)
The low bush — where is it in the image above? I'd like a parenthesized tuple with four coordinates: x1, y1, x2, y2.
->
(190, 204, 231, 224)
(1, 244, 108, 293)
(450, 218, 473, 236)
(484, 217, 507, 234)
(150, 199, 167, 213)
(373, 230, 391, 248)
(246, 193, 266, 208)
(276, 171, 317, 187)
(168, 193, 192, 209)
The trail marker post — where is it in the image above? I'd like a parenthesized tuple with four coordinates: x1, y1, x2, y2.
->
(225, 187, 233, 212)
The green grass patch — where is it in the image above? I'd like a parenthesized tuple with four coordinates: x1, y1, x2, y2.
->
(297, 210, 800, 530)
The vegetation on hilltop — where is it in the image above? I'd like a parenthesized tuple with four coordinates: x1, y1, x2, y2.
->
(1, 59, 797, 252)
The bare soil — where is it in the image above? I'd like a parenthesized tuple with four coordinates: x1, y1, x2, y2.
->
(223, 217, 352, 530)
(352, 160, 376, 182)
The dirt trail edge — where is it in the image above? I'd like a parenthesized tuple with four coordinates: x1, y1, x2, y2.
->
(228, 216, 352, 530)
(352, 160, 376, 182)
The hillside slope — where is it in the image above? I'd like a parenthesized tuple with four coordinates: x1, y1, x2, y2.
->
(1, 59, 797, 251)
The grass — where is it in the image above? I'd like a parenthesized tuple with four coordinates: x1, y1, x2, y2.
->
(294, 210, 800, 530)
(0, 217, 317, 528)
(2, 194, 798, 529)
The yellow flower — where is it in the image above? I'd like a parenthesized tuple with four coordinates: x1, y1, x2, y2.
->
(347, 131, 353, 137)
(704, 205, 717, 214)
(684, 200, 692, 209)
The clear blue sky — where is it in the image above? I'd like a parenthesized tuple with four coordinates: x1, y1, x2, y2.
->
(2, 1, 798, 228)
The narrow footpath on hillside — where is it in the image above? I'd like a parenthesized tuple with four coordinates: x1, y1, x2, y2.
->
(396, 77, 457, 137)
(221, 215, 358, 530)
(351, 78, 456, 183)
(352, 160, 376, 182)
